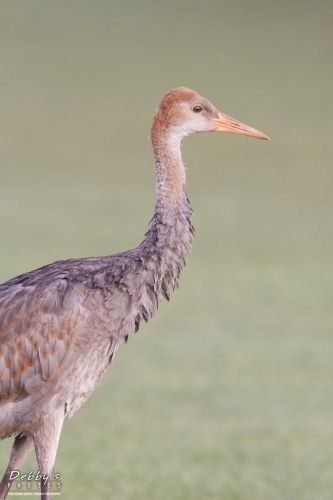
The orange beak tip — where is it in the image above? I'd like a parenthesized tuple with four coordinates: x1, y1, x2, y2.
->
(211, 115, 269, 141)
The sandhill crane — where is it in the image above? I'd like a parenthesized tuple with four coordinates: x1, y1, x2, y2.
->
(0, 87, 268, 499)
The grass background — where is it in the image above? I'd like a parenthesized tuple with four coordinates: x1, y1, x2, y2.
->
(0, 1, 332, 498)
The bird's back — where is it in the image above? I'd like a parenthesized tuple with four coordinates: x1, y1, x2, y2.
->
(0, 250, 157, 438)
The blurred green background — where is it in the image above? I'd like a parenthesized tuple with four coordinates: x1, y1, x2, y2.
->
(0, 1, 332, 499)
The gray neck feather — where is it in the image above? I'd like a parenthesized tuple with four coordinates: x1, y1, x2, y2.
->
(138, 132, 194, 300)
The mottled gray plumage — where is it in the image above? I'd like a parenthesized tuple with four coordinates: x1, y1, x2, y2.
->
(0, 87, 268, 499)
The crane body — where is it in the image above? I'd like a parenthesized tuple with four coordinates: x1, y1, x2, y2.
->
(0, 88, 268, 499)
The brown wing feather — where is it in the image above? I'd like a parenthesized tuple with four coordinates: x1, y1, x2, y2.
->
(0, 252, 162, 437)
(0, 279, 81, 404)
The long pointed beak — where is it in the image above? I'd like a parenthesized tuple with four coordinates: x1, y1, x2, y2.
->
(211, 112, 269, 140)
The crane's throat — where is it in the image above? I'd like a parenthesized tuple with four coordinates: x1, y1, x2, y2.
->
(141, 132, 194, 299)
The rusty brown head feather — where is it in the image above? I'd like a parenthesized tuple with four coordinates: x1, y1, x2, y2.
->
(151, 86, 269, 147)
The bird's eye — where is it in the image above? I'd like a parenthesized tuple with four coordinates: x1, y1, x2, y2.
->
(192, 105, 204, 113)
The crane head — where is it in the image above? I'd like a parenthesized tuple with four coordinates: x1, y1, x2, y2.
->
(151, 87, 269, 142)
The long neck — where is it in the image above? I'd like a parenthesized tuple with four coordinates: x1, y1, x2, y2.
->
(139, 130, 194, 299)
